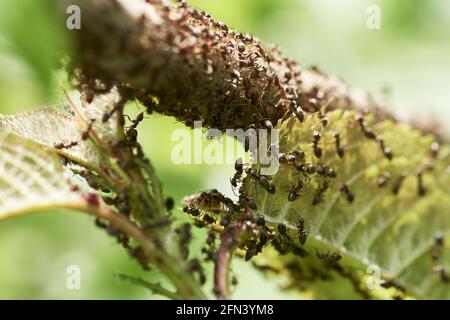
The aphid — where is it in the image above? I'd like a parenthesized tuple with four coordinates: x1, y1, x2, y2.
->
(206, 230, 216, 246)
(245, 240, 259, 261)
(255, 215, 266, 227)
(432, 265, 450, 283)
(380, 279, 406, 292)
(327, 167, 337, 178)
(291, 150, 306, 162)
(313, 181, 330, 206)
(416, 170, 427, 196)
(84, 193, 100, 207)
(220, 214, 232, 227)
(318, 111, 328, 127)
(288, 181, 303, 202)
(278, 153, 289, 164)
(305, 164, 316, 175)
(165, 197, 175, 211)
(187, 259, 206, 285)
(183, 205, 200, 217)
(316, 164, 326, 176)
(431, 142, 440, 158)
(313, 145, 322, 158)
(292, 245, 308, 257)
(392, 173, 407, 195)
(435, 232, 445, 247)
(383, 147, 394, 160)
(333, 132, 345, 158)
(259, 233, 268, 247)
(231, 276, 238, 286)
(316, 251, 342, 265)
(241, 196, 257, 211)
(340, 184, 355, 203)
(272, 239, 289, 255)
(377, 172, 391, 188)
(203, 214, 216, 224)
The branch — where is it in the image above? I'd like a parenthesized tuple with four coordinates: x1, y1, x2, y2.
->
(57, 0, 405, 132)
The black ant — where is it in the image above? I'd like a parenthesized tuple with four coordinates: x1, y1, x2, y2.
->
(313, 181, 329, 206)
(203, 214, 216, 224)
(432, 232, 444, 261)
(187, 259, 206, 285)
(288, 181, 303, 202)
(333, 132, 344, 158)
(183, 205, 200, 217)
(129, 112, 144, 130)
(380, 279, 406, 292)
(245, 240, 259, 261)
(316, 251, 342, 265)
(356, 115, 376, 140)
(231, 158, 244, 189)
(292, 245, 308, 257)
(258, 175, 276, 194)
(296, 216, 309, 245)
(392, 173, 407, 195)
(175, 223, 192, 260)
(54, 141, 78, 150)
(272, 239, 289, 255)
(318, 110, 328, 127)
(312, 131, 322, 158)
(416, 170, 427, 196)
(277, 223, 291, 241)
(340, 184, 355, 203)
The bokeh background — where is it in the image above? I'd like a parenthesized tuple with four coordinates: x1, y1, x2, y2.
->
(0, 0, 449, 299)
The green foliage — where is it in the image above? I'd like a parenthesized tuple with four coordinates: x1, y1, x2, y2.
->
(245, 110, 450, 299)
(0, 131, 84, 220)
(0, 0, 68, 97)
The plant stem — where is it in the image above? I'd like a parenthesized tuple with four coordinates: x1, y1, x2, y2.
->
(78, 202, 207, 299)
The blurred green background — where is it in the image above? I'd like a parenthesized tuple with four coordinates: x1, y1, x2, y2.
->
(0, 0, 449, 299)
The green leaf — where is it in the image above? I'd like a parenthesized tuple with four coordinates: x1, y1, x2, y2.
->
(245, 110, 450, 299)
(0, 131, 84, 220)
(0, 108, 102, 168)
(0, 0, 68, 97)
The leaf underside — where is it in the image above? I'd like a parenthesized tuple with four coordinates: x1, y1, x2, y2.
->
(246, 109, 450, 299)
(0, 132, 84, 220)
